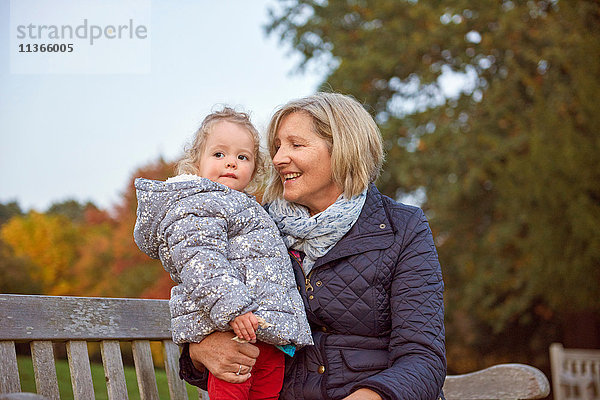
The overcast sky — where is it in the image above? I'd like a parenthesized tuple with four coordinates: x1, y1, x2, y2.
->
(0, 0, 322, 211)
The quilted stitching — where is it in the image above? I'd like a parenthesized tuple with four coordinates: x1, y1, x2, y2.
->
(281, 185, 446, 400)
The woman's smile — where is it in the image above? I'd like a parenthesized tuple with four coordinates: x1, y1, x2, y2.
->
(282, 172, 302, 182)
(283, 172, 301, 179)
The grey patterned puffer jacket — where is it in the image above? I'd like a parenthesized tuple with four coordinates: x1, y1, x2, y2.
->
(133, 176, 313, 348)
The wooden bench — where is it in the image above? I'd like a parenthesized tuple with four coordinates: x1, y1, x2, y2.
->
(0, 294, 550, 400)
(550, 342, 600, 400)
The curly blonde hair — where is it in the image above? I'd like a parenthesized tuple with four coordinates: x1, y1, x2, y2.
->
(176, 107, 265, 193)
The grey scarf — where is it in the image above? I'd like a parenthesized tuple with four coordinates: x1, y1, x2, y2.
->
(267, 190, 367, 274)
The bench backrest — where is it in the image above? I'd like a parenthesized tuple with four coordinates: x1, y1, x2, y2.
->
(1, 294, 550, 400)
(0, 294, 207, 400)
(550, 342, 600, 400)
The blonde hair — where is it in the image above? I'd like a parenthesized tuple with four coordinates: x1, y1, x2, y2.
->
(176, 107, 265, 193)
(263, 92, 384, 202)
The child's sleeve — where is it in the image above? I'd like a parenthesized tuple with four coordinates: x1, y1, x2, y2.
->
(163, 210, 258, 341)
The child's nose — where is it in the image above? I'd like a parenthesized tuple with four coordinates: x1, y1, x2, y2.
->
(226, 158, 237, 168)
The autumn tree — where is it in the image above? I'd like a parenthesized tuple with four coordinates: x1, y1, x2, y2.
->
(47, 199, 96, 223)
(268, 0, 600, 370)
(0, 201, 42, 294)
(102, 157, 177, 299)
(0, 200, 117, 295)
(0, 158, 179, 299)
(1, 211, 80, 295)
(0, 201, 23, 225)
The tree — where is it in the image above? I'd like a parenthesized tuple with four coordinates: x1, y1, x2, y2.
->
(0, 201, 41, 294)
(268, 0, 600, 370)
(100, 157, 176, 299)
(1, 211, 80, 294)
(0, 159, 177, 299)
(0, 201, 23, 225)
(47, 199, 95, 222)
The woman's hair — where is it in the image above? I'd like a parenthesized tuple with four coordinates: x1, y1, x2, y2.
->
(263, 92, 384, 202)
(176, 107, 265, 193)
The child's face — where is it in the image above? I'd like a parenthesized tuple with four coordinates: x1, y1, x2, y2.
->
(197, 121, 256, 192)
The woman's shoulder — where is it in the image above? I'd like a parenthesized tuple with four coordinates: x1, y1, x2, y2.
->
(368, 185, 425, 222)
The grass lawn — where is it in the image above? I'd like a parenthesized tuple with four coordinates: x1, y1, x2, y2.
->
(17, 356, 202, 399)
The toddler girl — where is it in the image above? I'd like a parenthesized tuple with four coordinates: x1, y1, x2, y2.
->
(133, 107, 313, 400)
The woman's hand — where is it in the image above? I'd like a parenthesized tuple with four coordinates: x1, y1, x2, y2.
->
(188, 331, 259, 383)
(342, 388, 383, 400)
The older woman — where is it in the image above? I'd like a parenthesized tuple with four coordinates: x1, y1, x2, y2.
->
(180, 92, 446, 400)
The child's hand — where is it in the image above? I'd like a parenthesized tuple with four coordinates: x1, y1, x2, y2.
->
(230, 312, 259, 342)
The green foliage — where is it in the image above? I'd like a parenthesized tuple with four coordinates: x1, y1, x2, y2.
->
(0, 201, 39, 294)
(46, 199, 94, 223)
(0, 201, 23, 225)
(268, 0, 600, 368)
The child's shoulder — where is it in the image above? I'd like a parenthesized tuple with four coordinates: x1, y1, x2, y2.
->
(165, 177, 259, 213)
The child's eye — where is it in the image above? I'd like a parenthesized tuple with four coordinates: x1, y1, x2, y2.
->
(238, 155, 249, 161)
(213, 152, 224, 158)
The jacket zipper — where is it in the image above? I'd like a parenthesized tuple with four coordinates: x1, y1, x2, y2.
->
(305, 272, 314, 292)
(291, 251, 315, 293)
(301, 266, 315, 293)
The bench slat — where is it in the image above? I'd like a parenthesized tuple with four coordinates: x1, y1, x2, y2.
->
(66, 341, 95, 400)
(163, 340, 188, 400)
(31, 341, 59, 400)
(0, 341, 21, 394)
(132, 340, 159, 400)
(101, 340, 128, 400)
(0, 294, 171, 341)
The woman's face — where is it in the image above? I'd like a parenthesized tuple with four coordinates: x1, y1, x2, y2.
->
(272, 112, 343, 215)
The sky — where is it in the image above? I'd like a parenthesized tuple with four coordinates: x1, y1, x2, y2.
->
(0, 0, 323, 212)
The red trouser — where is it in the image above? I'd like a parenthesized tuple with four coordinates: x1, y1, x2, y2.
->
(207, 341, 285, 400)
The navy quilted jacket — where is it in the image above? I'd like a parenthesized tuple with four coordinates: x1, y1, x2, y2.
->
(279, 185, 446, 400)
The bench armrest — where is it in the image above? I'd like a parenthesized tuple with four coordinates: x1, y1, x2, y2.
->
(443, 363, 550, 400)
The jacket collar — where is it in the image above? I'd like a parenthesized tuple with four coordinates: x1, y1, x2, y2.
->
(312, 184, 394, 269)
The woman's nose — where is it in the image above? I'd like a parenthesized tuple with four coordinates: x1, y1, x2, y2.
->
(272, 147, 289, 166)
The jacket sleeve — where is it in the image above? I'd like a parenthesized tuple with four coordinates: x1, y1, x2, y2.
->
(353, 207, 446, 400)
(164, 208, 258, 343)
